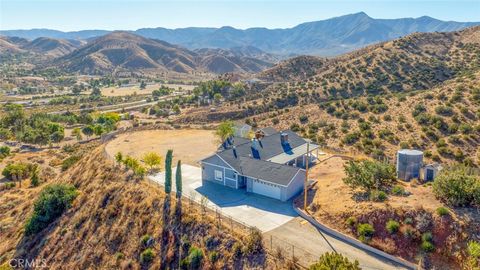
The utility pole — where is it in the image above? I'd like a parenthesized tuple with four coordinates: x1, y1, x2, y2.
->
(304, 143, 309, 212)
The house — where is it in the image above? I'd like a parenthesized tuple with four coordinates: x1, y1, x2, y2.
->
(200, 127, 319, 201)
(233, 122, 252, 138)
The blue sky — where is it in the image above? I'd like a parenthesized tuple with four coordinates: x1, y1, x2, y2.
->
(0, 0, 479, 31)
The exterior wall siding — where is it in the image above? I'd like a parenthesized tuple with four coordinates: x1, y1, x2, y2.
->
(201, 154, 239, 189)
(284, 170, 305, 201)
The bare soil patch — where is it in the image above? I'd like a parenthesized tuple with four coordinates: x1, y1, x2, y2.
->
(105, 129, 217, 166)
(100, 83, 195, 97)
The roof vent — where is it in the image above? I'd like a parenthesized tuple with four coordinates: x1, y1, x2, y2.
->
(251, 138, 259, 150)
(232, 146, 237, 158)
(280, 132, 289, 145)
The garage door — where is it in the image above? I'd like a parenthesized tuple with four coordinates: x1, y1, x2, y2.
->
(252, 180, 281, 200)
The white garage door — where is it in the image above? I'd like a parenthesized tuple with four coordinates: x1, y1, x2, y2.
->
(252, 180, 281, 200)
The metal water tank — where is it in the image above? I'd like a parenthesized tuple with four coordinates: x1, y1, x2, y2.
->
(396, 149, 423, 181)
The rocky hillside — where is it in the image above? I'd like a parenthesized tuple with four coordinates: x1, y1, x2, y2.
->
(259, 26, 480, 97)
(0, 144, 269, 269)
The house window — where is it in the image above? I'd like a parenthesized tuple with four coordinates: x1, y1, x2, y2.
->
(215, 170, 223, 181)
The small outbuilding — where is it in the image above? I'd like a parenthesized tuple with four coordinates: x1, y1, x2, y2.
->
(423, 163, 442, 182)
(396, 149, 423, 181)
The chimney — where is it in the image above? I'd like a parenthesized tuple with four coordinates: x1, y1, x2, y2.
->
(280, 132, 289, 145)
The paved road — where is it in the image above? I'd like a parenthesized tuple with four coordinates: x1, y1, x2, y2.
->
(265, 217, 410, 269)
(148, 165, 411, 269)
(148, 165, 297, 232)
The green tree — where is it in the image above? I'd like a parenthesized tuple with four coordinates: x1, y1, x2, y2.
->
(90, 87, 101, 97)
(0, 146, 10, 159)
(310, 252, 361, 270)
(215, 120, 234, 143)
(30, 167, 40, 187)
(93, 124, 104, 136)
(343, 160, 396, 193)
(72, 127, 82, 141)
(165, 150, 173, 194)
(114, 152, 123, 165)
(143, 152, 162, 171)
(172, 104, 181, 114)
(140, 81, 147, 90)
(25, 184, 78, 235)
(176, 160, 182, 197)
(82, 125, 94, 138)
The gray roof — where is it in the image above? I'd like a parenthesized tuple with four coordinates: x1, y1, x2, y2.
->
(268, 143, 320, 164)
(259, 127, 278, 136)
(213, 154, 303, 186)
(220, 129, 307, 161)
(203, 128, 310, 186)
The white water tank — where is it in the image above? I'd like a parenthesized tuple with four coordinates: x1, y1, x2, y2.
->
(396, 149, 423, 181)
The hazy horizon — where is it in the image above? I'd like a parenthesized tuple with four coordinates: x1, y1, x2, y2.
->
(1, 0, 479, 31)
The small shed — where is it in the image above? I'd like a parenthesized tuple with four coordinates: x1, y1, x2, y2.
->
(423, 163, 442, 182)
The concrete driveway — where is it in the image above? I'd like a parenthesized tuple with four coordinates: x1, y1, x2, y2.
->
(148, 164, 297, 232)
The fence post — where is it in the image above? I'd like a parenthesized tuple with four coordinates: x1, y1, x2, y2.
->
(270, 235, 273, 250)
(292, 244, 294, 260)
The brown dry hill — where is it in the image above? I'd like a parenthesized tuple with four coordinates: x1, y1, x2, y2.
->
(0, 143, 269, 269)
(54, 31, 276, 75)
(22, 37, 79, 57)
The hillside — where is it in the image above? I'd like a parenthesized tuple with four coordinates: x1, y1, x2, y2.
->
(2, 12, 479, 56)
(0, 36, 80, 58)
(0, 143, 269, 269)
(22, 37, 79, 57)
(259, 26, 480, 96)
(53, 32, 276, 75)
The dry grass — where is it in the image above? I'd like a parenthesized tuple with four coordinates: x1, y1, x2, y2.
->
(105, 129, 218, 166)
(100, 83, 195, 97)
(0, 144, 270, 269)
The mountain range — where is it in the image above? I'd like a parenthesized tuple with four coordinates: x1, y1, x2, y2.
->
(2, 12, 479, 56)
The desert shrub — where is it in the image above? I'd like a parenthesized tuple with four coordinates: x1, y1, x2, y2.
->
(141, 234, 153, 247)
(208, 251, 219, 263)
(386, 220, 400, 234)
(421, 240, 435, 253)
(61, 155, 81, 171)
(392, 185, 406, 196)
(433, 166, 480, 207)
(140, 248, 155, 264)
(342, 132, 360, 144)
(468, 241, 480, 259)
(309, 252, 361, 270)
(25, 184, 78, 235)
(357, 223, 375, 240)
(244, 228, 263, 254)
(422, 232, 433, 242)
(299, 115, 309, 123)
(346, 216, 357, 227)
(435, 207, 450, 216)
(186, 246, 203, 269)
(370, 190, 388, 202)
(0, 146, 10, 159)
(343, 160, 396, 193)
